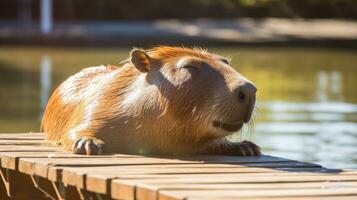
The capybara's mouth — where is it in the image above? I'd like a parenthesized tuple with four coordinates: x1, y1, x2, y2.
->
(213, 121, 243, 132)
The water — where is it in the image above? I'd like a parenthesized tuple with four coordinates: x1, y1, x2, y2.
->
(0, 46, 356, 169)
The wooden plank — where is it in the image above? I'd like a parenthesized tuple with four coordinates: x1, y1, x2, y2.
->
(1, 152, 51, 170)
(58, 160, 321, 175)
(85, 172, 357, 195)
(0, 151, 139, 170)
(61, 164, 280, 191)
(58, 165, 319, 175)
(110, 174, 357, 199)
(69, 163, 331, 182)
(1, 152, 75, 170)
(56, 160, 322, 193)
(57, 160, 323, 185)
(187, 196, 357, 200)
(158, 188, 357, 200)
(20, 154, 297, 165)
(17, 154, 142, 178)
(83, 167, 281, 195)
(0, 133, 46, 146)
(135, 182, 357, 200)
(89, 172, 357, 180)
(61, 165, 280, 182)
(0, 145, 59, 152)
(0, 137, 44, 141)
(0, 146, 60, 169)
(0, 133, 45, 138)
(16, 155, 298, 181)
(1, 151, 144, 170)
(109, 173, 357, 181)
(17, 155, 319, 179)
(114, 173, 345, 200)
(19, 156, 147, 177)
(0, 139, 46, 145)
(165, 155, 295, 163)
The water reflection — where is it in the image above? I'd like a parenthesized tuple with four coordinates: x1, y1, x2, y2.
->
(254, 67, 357, 168)
(316, 70, 343, 102)
(39, 55, 52, 119)
(0, 46, 356, 169)
(259, 101, 357, 114)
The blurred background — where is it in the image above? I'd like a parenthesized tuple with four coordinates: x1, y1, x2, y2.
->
(0, 0, 356, 169)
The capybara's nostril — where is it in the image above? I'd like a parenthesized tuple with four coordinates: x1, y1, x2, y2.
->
(238, 91, 245, 101)
(236, 82, 257, 103)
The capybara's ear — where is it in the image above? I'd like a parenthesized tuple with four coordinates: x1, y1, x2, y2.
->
(130, 49, 152, 73)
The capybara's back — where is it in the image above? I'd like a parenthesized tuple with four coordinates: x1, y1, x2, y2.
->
(41, 46, 261, 156)
(41, 65, 116, 143)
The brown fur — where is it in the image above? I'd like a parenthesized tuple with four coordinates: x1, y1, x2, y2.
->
(41, 46, 259, 155)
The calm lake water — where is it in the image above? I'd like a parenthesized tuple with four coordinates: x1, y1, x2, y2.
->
(0, 46, 356, 169)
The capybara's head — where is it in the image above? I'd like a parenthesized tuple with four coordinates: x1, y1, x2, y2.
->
(123, 46, 256, 141)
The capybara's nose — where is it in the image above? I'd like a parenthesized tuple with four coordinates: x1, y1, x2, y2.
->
(235, 81, 256, 122)
(235, 81, 257, 102)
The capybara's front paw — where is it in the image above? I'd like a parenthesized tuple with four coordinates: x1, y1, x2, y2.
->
(221, 140, 261, 156)
(72, 137, 103, 155)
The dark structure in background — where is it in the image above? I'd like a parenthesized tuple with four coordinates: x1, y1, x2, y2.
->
(1, 0, 356, 47)
(1, 0, 357, 22)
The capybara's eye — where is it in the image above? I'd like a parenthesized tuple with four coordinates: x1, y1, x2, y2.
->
(182, 65, 197, 70)
(220, 59, 229, 64)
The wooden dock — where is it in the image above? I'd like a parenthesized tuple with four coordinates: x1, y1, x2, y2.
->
(1, 133, 357, 200)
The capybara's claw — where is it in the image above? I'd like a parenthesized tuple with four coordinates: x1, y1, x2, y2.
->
(72, 137, 103, 155)
(219, 140, 261, 156)
(237, 140, 261, 156)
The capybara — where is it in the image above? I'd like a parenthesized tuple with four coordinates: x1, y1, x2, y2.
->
(41, 46, 260, 156)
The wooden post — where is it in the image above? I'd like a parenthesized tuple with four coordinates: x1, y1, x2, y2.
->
(0, 168, 44, 199)
(39, 55, 52, 119)
(40, 0, 53, 34)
